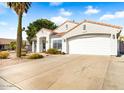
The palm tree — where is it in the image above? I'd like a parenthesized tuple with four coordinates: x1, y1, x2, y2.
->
(6, 2, 31, 57)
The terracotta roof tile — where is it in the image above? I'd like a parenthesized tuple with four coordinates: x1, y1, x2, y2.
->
(0, 38, 15, 45)
(55, 32, 66, 36)
(84, 20, 123, 29)
(62, 20, 123, 36)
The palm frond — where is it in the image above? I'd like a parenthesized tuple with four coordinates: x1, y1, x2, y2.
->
(6, 2, 31, 15)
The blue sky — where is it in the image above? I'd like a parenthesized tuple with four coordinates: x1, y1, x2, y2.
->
(0, 2, 124, 40)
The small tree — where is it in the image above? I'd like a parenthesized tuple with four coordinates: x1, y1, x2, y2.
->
(10, 41, 16, 50)
(26, 19, 57, 44)
(119, 36, 124, 41)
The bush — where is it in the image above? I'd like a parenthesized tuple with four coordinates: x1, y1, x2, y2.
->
(10, 41, 16, 50)
(27, 53, 43, 59)
(0, 51, 9, 59)
(46, 48, 61, 54)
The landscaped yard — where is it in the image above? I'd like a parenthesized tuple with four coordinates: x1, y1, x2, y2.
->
(0, 54, 124, 90)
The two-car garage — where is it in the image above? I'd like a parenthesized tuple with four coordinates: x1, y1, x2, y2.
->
(62, 20, 122, 56)
(67, 34, 112, 55)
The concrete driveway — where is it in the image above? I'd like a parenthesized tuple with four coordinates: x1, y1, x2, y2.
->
(0, 54, 123, 90)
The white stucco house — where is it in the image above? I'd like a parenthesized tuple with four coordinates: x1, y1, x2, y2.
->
(31, 20, 123, 56)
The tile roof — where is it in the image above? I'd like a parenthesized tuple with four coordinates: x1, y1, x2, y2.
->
(62, 20, 123, 36)
(54, 32, 66, 36)
(0, 38, 16, 45)
(0, 38, 26, 45)
(84, 20, 123, 29)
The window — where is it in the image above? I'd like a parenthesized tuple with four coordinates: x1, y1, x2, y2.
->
(53, 40, 62, 50)
(113, 35, 115, 39)
(66, 24, 68, 30)
(83, 25, 86, 30)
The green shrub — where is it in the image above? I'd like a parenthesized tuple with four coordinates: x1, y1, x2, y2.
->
(10, 41, 16, 50)
(0, 51, 9, 59)
(46, 48, 61, 54)
(27, 53, 43, 59)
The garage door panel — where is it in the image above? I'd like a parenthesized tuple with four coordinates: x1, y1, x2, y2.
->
(68, 36, 111, 55)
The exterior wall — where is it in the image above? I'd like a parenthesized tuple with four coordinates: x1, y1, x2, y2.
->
(36, 29, 51, 52)
(32, 41, 36, 52)
(0, 44, 10, 50)
(62, 39, 67, 53)
(54, 21, 78, 33)
(110, 34, 118, 55)
(63, 22, 120, 39)
(32, 41, 35, 52)
(62, 22, 121, 55)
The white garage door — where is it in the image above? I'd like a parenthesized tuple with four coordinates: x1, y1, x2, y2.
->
(68, 35, 111, 55)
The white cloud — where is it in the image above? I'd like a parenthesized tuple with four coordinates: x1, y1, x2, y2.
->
(59, 8, 72, 16)
(84, 6, 100, 15)
(0, 3, 8, 8)
(50, 16, 68, 25)
(0, 21, 8, 26)
(0, 3, 8, 14)
(23, 13, 27, 16)
(49, 2, 63, 6)
(100, 11, 124, 21)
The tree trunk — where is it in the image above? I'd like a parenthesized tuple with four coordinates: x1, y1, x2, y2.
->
(16, 13, 22, 57)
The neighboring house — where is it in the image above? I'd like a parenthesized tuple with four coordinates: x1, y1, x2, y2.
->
(0, 38, 15, 50)
(25, 41, 32, 52)
(0, 38, 29, 51)
(31, 20, 123, 56)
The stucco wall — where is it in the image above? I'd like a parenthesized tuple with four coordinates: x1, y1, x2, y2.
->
(36, 29, 51, 52)
(62, 22, 121, 55)
(63, 22, 120, 39)
(54, 21, 78, 33)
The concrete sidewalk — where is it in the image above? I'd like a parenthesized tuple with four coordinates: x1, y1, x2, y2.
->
(0, 77, 19, 90)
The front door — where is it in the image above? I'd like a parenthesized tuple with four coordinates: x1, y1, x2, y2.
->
(42, 37, 46, 52)
(42, 41, 46, 51)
